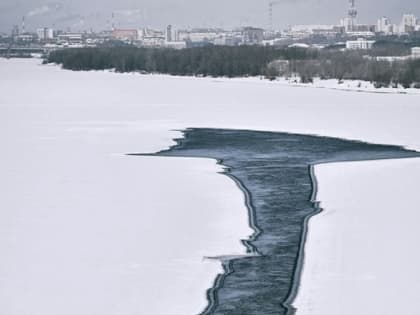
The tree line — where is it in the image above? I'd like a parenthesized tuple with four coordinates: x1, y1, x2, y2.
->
(46, 46, 317, 77)
(269, 50, 420, 88)
(46, 45, 420, 88)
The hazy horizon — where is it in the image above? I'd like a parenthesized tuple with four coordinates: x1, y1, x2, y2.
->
(1, 0, 419, 33)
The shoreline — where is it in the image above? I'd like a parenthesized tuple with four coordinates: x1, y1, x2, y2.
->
(201, 161, 263, 315)
(3, 58, 420, 95)
(130, 128, 420, 315)
(281, 164, 321, 314)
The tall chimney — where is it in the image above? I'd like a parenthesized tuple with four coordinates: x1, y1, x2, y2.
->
(22, 16, 26, 34)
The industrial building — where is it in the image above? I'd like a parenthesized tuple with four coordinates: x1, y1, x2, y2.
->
(346, 38, 375, 50)
(37, 28, 54, 41)
(112, 29, 138, 42)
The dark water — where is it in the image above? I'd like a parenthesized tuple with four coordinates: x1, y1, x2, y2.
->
(129, 129, 420, 315)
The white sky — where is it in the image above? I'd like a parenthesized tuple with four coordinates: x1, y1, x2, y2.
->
(0, 0, 419, 32)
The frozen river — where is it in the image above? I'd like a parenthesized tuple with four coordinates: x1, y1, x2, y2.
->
(1, 58, 420, 315)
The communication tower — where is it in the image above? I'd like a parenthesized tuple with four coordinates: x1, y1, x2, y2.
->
(348, 0, 358, 31)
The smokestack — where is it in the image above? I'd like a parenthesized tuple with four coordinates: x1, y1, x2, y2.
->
(22, 16, 26, 34)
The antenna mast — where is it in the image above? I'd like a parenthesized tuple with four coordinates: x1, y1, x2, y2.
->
(348, 0, 357, 31)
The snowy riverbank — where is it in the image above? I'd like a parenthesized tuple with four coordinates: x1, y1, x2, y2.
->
(39, 57, 420, 95)
(274, 77, 420, 95)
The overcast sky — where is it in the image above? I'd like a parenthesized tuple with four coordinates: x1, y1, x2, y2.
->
(0, 0, 419, 32)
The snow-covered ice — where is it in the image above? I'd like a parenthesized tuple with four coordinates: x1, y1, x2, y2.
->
(1, 58, 420, 315)
(293, 159, 420, 315)
(0, 59, 252, 315)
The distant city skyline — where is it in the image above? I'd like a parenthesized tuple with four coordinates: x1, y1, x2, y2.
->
(1, 0, 420, 33)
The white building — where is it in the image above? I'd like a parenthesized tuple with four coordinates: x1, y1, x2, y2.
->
(346, 38, 375, 50)
(400, 14, 417, 33)
(288, 43, 310, 48)
(164, 41, 187, 49)
(412, 47, 420, 59)
(37, 28, 54, 40)
(290, 25, 336, 33)
(390, 24, 400, 34)
(240, 27, 264, 45)
(15, 34, 35, 42)
(140, 29, 164, 47)
(57, 33, 83, 44)
(142, 37, 165, 47)
(138, 28, 165, 47)
(341, 17, 354, 32)
(165, 25, 173, 42)
(377, 17, 392, 34)
(177, 29, 222, 43)
(402, 14, 417, 27)
(213, 34, 242, 46)
(345, 31, 375, 38)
